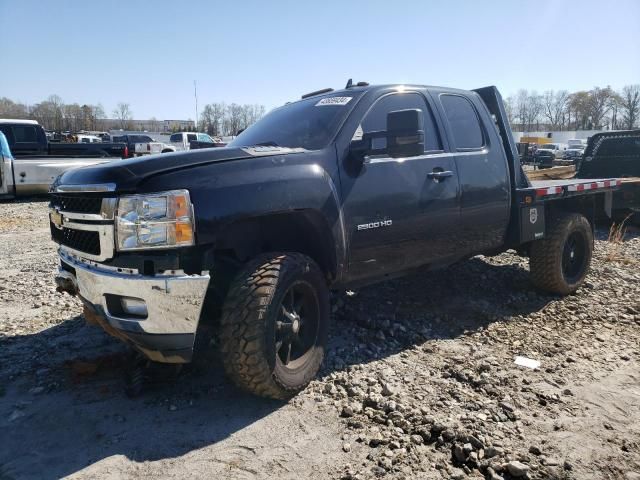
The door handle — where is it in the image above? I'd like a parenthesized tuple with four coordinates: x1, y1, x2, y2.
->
(427, 170, 453, 180)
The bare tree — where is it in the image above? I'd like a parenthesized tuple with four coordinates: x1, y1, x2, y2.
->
(224, 103, 244, 136)
(0, 97, 29, 118)
(63, 103, 83, 132)
(542, 90, 569, 129)
(525, 90, 543, 131)
(587, 87, 614, 129)
(568, 91, 590, 130)
(515, 90, 529, 132)
(504, 96, 515, 126)
(112, 102, 133, 129)
(620, 84, 640, 129)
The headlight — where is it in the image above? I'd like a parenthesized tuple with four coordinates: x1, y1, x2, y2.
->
(116, 190, 195, 251)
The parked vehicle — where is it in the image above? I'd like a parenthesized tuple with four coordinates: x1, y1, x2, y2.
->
(111, 134, 174, 157)
(563, 147, 584, 162)
(0, 131, 112, 199)
(168, 132, 223, 151)
(75, 134, 103, 143)
(533, 147, 556, 168)
(567, 139, 587, 150)
(51, 83, 624, 400)
(0, 120, 128, 158)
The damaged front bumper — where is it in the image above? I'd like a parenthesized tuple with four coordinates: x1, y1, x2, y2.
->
(55, 249, 210, 363)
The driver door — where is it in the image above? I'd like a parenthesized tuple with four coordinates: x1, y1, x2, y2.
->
(339, 91, 461, 284)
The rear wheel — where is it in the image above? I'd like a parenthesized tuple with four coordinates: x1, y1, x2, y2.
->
(219, 253, 329, 399)
(529, 212, 593, 294)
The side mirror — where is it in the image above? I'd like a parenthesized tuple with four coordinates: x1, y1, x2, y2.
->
(386, 109, 424, 158)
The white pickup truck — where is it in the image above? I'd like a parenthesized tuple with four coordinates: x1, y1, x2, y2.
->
(0, 132, 114, 199)
(168, 132, 225, 151)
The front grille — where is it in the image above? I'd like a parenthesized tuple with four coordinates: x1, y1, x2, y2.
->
(50, 194, 103, 214)
(51, 225, 100, 256)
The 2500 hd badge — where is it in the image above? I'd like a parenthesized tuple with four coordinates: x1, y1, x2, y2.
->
(357, 219, 393, 231)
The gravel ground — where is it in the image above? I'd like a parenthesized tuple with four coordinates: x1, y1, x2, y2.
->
(1, 199, 639, 480)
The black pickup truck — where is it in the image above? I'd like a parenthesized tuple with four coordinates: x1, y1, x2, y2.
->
(0, 120, 128, 158)
(51, 83, 622, 399)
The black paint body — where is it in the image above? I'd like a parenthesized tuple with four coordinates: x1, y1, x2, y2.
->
(54, 85, 605, 288)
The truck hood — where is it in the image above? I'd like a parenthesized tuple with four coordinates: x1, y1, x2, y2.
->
(52, 146, 305, 192)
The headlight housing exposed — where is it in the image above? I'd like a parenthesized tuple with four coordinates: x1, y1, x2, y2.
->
(116, 190, 195, 251)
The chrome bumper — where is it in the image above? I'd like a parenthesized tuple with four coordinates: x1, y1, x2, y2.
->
(57, 250, 210, 363)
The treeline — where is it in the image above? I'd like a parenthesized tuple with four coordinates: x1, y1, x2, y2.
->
(199, 103, 266, 137)
(0, 95, 107, 132)
(505, 85, 640, 132)
(0, 95, 267, 135)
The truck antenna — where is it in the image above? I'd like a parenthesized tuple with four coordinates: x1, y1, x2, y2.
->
(345, 78, 353, 89)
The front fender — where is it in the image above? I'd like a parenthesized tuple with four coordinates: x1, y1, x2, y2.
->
(137, 151, 347, 277)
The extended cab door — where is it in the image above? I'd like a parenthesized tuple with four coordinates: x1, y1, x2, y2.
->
(339, 91, 461, 283)
(431, 91, 510, 254)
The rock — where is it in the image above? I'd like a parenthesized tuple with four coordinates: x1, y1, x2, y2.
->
(487, 466, 504, 480)
(453, 444, 467, 463)
(506, 460, 529, 477)
(410, 434, 423, 445)
(343, 443, 351, 452)
(442, 429, 456, 442)
(450, 467, 466, 480)
(325, 383, 337, 395)
(499, 401, 515, 412)
(529, 445, 542, 455)
(468, 434, 484, 450)
(341, 405, 355, 418)
(378, 457, 393, 470)
(624, 473, 640, 480)
(484, 446, 503, 458)
(381, 382, 396, 397)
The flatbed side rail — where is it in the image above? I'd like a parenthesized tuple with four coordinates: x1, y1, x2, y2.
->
(519, 178, 622, 202)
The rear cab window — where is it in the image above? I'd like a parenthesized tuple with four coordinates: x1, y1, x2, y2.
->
(169, 134, 182, 142)
(12, 125, 38, 143)
(440, 94, 484, 150)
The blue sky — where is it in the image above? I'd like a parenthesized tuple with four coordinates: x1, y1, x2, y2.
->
(1, 0, 638, 120)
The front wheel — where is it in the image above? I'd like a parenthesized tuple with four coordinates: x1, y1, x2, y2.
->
(529, 212, 593, 294)
(219, 253, 329, 399)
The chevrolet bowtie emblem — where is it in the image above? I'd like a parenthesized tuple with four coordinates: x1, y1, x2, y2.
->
(50, 209, 64, 230)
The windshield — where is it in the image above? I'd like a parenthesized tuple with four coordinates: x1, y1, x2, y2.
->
(229, 93, 360, 150)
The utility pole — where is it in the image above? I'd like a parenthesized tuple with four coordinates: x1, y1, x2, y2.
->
(194, 80, 199, 132)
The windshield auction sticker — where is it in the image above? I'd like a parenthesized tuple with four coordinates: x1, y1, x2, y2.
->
(315, 96, 352, 106)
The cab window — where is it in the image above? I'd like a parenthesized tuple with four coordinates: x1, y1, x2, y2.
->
(440, 94, 484, 150)
(169, 133, 182, 142)
(12, 125, 38, 143)
(197, 133, 213, 143)
(360, 92, 442, 152)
